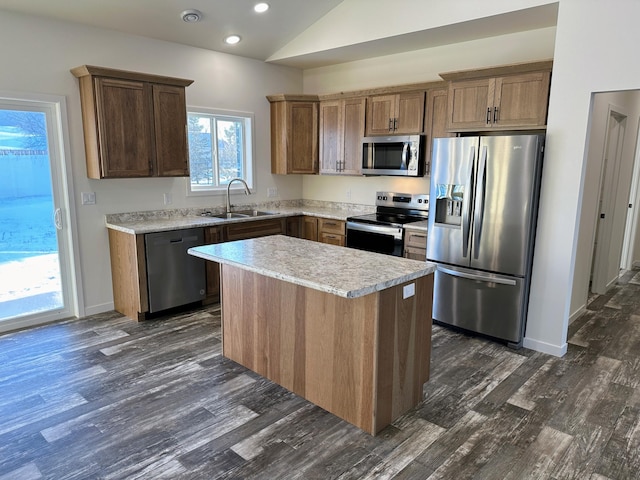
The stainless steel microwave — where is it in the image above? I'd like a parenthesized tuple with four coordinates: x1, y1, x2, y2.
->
(362, 135, 424, 176)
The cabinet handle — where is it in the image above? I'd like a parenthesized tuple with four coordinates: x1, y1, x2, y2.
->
(493, 106, 498, 123)
(393, 118, 398, 131)
(411, 233, 426, 238)
(388, 119, 393, 132)
(486, 107, 491, 124)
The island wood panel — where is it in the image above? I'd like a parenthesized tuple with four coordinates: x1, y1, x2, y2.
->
(107, 229, 148, 320)
(219, 264, 432, 434)
(376, 274, 433, 429)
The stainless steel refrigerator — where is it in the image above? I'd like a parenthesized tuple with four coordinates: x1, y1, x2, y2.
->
(426, 134, 544, 347)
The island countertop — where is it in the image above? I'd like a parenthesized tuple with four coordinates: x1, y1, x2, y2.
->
(188, 234, 435, 299)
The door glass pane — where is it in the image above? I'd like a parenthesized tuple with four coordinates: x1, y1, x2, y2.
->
(0, 108, 63, 321)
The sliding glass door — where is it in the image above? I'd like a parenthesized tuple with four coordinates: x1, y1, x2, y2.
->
(0, 96, 76, 331)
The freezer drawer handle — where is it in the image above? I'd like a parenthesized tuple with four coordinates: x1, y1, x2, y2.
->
(437, 266, 517, 286)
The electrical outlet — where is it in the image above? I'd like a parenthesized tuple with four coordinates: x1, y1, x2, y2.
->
(267, 187, 278, 198)
(81, 192, 96, 205)
(346, 189, 352, 200)
(163, 193, 173, 205)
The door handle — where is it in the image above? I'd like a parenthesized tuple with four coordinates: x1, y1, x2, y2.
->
(473, 145, 487, 259)
(462, 145, 475, 257)
(53, 208, 63, 230)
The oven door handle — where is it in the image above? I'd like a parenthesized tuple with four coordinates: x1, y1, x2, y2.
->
(346, 221, 403, 239)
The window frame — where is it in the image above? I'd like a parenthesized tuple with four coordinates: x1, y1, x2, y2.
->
(185, 106, 255, 197)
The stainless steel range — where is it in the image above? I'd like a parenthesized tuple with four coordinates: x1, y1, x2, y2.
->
(346, 191, 429, 257)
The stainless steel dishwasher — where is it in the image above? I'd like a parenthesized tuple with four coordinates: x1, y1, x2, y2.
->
(144, 228, 206, 313)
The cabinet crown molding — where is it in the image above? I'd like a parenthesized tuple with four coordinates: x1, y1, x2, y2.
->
(266, 94, 319, 102)
(439, 59, 553, 82)
(71, 65, 193, 87)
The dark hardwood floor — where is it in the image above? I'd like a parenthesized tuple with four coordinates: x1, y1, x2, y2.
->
(2, 270, 640, 479)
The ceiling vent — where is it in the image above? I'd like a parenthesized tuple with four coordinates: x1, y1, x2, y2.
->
(181, 9, 202, 23)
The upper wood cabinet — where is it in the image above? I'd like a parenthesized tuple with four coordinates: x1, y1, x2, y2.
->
(366, 91, 425, 136)
(424, 87, 453, 174)
(267, 94, 319, 175)
(71, 65, 193, 179)
(319, 97, 366, 175)
(442, 61, 552, 132)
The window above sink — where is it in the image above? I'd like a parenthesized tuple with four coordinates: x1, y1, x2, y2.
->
(186, 107, 255, 196)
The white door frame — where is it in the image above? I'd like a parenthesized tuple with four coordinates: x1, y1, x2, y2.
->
(591, 104, 628, 294)
(0, 91, 84, 333)
(620, 118, 640, 270)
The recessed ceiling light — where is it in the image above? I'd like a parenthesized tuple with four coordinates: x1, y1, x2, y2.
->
(181, 9, 202, 23)
(254, 3, 269, 13)
(224, 35, 241, 45)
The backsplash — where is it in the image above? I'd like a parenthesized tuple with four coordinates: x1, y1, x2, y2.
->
(105, 199, 374, 224)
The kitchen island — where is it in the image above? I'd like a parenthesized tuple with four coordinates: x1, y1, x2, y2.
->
(188, 235, 435, 434)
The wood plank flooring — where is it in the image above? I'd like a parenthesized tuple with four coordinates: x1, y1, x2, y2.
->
(2, 270, 640, 479)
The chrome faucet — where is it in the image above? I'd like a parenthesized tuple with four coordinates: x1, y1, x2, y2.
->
(226, 178, 251, 214)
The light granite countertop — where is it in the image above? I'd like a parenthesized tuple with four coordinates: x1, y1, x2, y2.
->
(403, 220, 428, 232)
(188, 235, 435, 299)
(105, 204, 374, 235)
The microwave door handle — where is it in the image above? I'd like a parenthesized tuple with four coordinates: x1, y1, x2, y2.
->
(473, 145, 487, 259)
(462, 145, 475, 257)
(401, 143, 408, 169)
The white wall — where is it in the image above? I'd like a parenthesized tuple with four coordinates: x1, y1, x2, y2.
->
(0, 11, 304, 315)
(524, 0, 640, 355)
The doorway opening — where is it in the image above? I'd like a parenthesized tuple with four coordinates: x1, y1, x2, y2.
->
(590, 105, 628, 294)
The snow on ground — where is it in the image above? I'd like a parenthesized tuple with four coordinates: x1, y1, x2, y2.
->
(0, 253, 61, 302)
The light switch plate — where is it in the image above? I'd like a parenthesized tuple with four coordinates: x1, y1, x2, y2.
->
(81, 192, 96, 205)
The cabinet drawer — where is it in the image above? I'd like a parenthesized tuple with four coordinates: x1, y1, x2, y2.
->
(404, 246, 426, 261)
(320, 232, 345, 246)
(318, 218, 345, 235)
(224, 218, 285, 241)
(405, 230, 427, 249)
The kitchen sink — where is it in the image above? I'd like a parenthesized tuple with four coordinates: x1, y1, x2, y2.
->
(202, 210, 274, 219)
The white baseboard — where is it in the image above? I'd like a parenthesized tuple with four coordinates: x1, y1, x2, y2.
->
(523, 337, 568, 357)
(569, 304, 587, 325)
(83, 302, 115, 317)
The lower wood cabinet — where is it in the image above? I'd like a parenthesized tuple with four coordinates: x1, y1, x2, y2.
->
(302, 216, 346, 246)
(285, 216, 302, 238)
(404, 228, 427, 261)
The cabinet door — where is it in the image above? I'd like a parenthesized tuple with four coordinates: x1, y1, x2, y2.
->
(204, 227, 222, 302)
(302, 216, 318, 241)
(424, 87, 452, 174)
(493, 72, 551, 128)
(289, 102, 319, 174)
(319, 100, 342, 174)
(395, 91, 425, 134)
(447, 78, 494, 131)
(95, 77, 153, 177)
(152, 84, 189, 176)
(366, 94, 395, 135)
(342, 97, 366, 175)
(286, 216, 302, 237)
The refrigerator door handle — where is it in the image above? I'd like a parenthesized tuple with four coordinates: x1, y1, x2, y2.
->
(437, 265, 517, 286)
(473, 145, 487, 259)
(462, 145, 475, 257)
